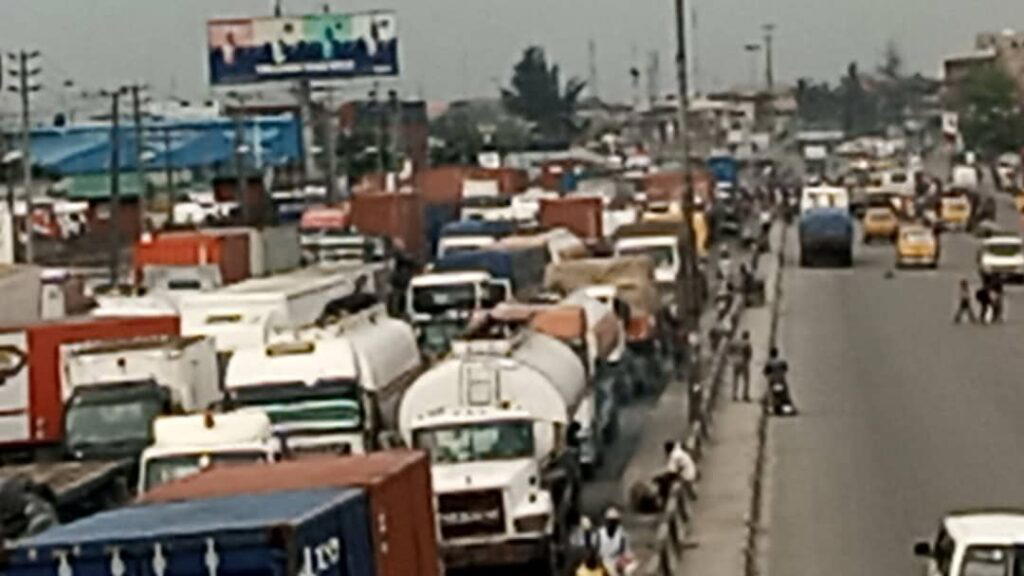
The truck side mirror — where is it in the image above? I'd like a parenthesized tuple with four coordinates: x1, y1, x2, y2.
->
(913, 541, 932, 557)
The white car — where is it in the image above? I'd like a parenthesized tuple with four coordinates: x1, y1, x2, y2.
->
(978, 236, 1024, 282)
(915, 510, 1024, 576)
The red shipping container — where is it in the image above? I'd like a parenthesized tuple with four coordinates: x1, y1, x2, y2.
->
(415, 165, 468, 204)
(133, 230, 251, 285)
(539, 196, 604, 241)
(641, 170, 713, 204)
(141, 451, 440, 576)
(468, 167, 529, 195)
(0, 315, 179, 446)
(351, 191, 426, 263)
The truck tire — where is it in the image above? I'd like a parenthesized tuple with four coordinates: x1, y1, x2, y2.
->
(842, 250, 854, 267)
(800, 252, 811, 268)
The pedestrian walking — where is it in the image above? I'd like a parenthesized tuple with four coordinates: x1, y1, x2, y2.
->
(953, 278, 976, 324)
(976, 283, 992, 324)
(730, 331, 754, 401)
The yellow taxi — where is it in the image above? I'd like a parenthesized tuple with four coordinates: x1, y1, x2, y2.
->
(896, 224, 939, 268)
(862, 206, 899, 243)
(940, 194, 972, 230)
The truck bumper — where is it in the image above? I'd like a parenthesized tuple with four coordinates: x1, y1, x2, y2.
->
(441, 537, 550, 568)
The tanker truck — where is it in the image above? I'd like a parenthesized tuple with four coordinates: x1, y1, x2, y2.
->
(398, 325, 587, 573)
(224, 304, 422, 455)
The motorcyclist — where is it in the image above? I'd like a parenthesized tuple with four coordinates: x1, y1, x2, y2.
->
(763, 347, 796, 415)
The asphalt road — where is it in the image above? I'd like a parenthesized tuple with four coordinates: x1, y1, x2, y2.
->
(766, 169, 1024, 575)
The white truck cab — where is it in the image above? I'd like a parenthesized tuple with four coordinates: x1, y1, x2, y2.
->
(613, 236, 680, 286)
(407, 271, 512, 356)
(978, 236, 1024, 283)
(437, 236, 497, 258)
(137, 411, 280, 494)
(915, 510, 1024, 576)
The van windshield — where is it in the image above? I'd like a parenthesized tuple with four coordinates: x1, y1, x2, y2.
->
(143, 451, 267, 493)
(414, 420, 535, 464)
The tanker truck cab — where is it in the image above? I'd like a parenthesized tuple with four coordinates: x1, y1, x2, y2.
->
(408, 408, 566, 569)
(398, 329, 586, 569)
(137, 411, 280, 494)
(408, 271, 512, 356)
(225, 305, 422, 454)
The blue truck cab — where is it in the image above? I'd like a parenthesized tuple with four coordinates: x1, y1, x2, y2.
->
(5, 488, 375, 576)
(799, 207, 854, 267)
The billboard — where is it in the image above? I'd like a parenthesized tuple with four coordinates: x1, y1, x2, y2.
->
(207, 11, 399, 85)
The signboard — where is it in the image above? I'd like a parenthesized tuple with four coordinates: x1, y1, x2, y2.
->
(207, 11, 399, 85)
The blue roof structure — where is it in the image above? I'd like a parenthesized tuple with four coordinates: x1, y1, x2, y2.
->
(30, 115, 302, 176)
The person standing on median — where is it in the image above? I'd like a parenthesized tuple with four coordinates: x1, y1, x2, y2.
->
(953, 278, 976, 324)
(730, 330, 754, 401)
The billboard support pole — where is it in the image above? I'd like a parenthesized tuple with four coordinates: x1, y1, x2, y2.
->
(324, 87, 339, 205)
(297, 80, 318, 191)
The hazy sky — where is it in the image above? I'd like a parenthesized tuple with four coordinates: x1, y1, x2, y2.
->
(0, 0, 1020, 115)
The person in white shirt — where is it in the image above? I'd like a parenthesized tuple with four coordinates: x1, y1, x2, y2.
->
(596, 507, 632, 575)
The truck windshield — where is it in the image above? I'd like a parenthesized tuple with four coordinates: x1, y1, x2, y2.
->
(986, 244, 1023, 258)
(229, 379, 363, 433)
(414, 420, 534, 464)
(64, 382, 165, 457)
(411, 283, 478, 315)
(143, 451, 267, 492)
(618, 245, 677, 269)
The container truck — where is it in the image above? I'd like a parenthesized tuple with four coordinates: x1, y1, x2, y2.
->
(140, 451, 441, 576)
(538, 196, 604, 245)
(179, 263, 384, 356)
(545, 257, 666, 394)
(406, 271, 512, 358)
(6, 488, 378, 576)
(612, 221, 687, 320)
(133, 229, 251, 286)
(137, 410, 281, 494)
(432, 244, 547, 301)
(501, 229, 588, 265)
(60, 335, 220, 460)
(398, 327, 587, 572)
(436, 219, 515, 259)
(223, 305, 422, 455)
(0, 316, 179, 530)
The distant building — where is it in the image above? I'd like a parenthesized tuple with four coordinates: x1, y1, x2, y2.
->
(944, 30, 1024, 104)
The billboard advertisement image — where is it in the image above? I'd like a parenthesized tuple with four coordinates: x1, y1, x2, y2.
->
(207, 11, 398, 85)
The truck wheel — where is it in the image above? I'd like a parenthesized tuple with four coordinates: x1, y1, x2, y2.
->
(800, 253, 811, 268)
(843, 251, 854, 267)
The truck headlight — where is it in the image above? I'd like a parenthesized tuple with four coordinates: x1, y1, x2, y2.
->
(514, 513, 550, 533)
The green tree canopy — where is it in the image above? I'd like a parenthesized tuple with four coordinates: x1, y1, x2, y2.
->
(501, 46, 586, 141)
(956, 65, 1024, 156)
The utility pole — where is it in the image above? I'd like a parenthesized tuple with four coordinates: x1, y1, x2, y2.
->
(6, 50, 41, 264)
(388, 89, 402, 176)
(228, 92, 252, 225)
(587, 39, 600, 101)
(128, 84, 148, 234)
(674, 0, 703, 427)
(763, 23, 776, 92)
(106, 89, 124, 287)
(162, 126, 176, 224)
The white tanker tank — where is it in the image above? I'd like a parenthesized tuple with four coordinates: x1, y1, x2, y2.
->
(398, 327, 587, 571)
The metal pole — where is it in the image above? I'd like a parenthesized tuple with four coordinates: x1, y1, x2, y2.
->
(108, 91, 122, 287)
(18, 51, 34, 265)
(130, 84, 147, 234)
(324, 89, 339, 205)
(233, 106, 249, 225)
(389, 89, 402, 174)
(674, 0, 700, 331)
(763, 24, 776, 92)
(163, 126, 175, 224)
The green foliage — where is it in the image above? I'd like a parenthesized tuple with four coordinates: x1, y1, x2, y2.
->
(957, 65, 1024, 156)
(429, 100, 532, 164)
(501, 46, 587, 140)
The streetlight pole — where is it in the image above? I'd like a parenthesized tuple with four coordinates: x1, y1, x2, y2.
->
(129, 84, 148, 234)
(763, 23, 776, 92)
(7, 50, 41, 264)
(106, 89, 124, 288)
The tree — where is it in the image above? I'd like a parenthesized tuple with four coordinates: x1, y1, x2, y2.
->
(957, 65, 1024, 156)
(501, 46, 587, 141)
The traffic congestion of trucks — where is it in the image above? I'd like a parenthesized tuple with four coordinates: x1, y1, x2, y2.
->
(0, 149, 780, 575)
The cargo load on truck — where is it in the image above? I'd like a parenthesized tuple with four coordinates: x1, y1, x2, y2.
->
(133, 229, 251, 286)
(432, 244, 547, 301)
(140, 451, 440, 576)
(7, 488, 377, 576)
(179, 262, 385, 355)
(398, 327, 587, 571)
(224, 305, 422, 455)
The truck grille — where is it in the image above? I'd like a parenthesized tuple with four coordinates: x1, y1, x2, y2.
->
(437, 489, 505, 540)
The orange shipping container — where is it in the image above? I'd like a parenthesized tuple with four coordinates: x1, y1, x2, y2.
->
(140, 451, 440, 576)
(641, 170, 713, 205)
(539, 196, 604, 241)
(133, 230, 251, 285)
(351, 191, 426, 262)
(415, 165, 469, 205)
(468, 167, 529, 195)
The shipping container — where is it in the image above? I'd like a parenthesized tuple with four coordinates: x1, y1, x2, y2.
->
(0, 315, 179, 446)
(259, 225, 302, 275)
(423, 203, 460, 258)
(468, 167, 529, 195)
(0, 266, 41, 326)
(416, 166, 469, 204)
(350, 191, 425, 262)
(539, 196, 604, 241)
(6, 488, 376, 576)
(142, 451, 440, 576)
(133, 229, 251, 285)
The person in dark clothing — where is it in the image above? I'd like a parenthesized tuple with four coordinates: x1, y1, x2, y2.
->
(991, 279, 1005, 323)
(763, 347, 789, 384)
(976, 284, 993, 324)
(954, 278, 977, 324)
(730, 331, 754, 401)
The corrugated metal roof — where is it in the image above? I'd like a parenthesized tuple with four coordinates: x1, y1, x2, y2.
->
(20, 487, 360, 547)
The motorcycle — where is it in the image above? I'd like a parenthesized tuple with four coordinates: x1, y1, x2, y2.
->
(767, 378, 797, 416)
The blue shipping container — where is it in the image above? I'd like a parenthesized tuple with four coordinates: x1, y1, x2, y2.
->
(6, 488, 375, 576)
(432, 245, 547, 297)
